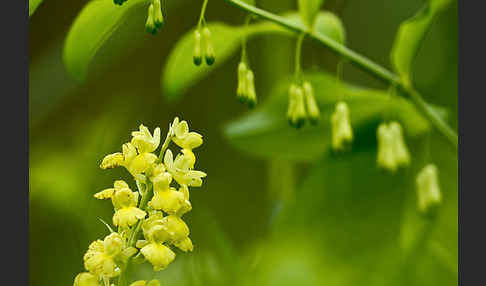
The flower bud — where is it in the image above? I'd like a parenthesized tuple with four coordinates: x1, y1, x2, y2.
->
(416, 164, 441, 214)
(202, 27, 215, 65)
(73, 272, 99, 286)
(287, 84, 298, 125)
(331, 101, 353, 152)
(129, 281, 147, 286)
(153, 0, 164, 28)
(302, 81, 320, 125)
(246, 70, 257, 108)
(145, 4, 156, 35)
(236, 62, 248, 103)
(377, 123, 396, 172)
(291, 85, 307, 129)
(193, 30, 202, 66)
(389, 121, 411, 167)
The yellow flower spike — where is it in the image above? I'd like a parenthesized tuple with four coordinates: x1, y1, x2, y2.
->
(83, 234, 123, 278)
(193, 30, 202, 66)
(174, 237, 194, 252)
(416, 164, 441, 214)
(181, 149, 196, 169)
(246, 69, 257, 109)
(389, 121, 411, 167)
(131, 125, 161, 154)
(331, 101, 353, 152)
(202, 27, 215, 65)
(129, 280, 147, 286)
(140, 242, 176, 271)
(73, 272, 100, 286)
(150, 163, 166, 178)
(237, 62, 248, 103)
(163, 215, 190, 243)
(303, 81, 320, 125)
(377, 123, 397, 172)
(94, 188, 115, 200)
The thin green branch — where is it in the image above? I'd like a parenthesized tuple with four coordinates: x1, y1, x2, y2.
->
(224, 0, 457, 149)
(294, 33, 305, 80)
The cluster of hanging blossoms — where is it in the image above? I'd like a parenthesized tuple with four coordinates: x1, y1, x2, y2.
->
(74, 118, 206, 286)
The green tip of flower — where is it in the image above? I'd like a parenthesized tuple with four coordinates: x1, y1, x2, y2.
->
(205, 55, 215, 66)
(193, 56, 202, 66)
(114, 0, 127, 5)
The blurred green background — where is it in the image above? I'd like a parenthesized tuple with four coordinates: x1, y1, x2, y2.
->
(29, 0, 457, 285)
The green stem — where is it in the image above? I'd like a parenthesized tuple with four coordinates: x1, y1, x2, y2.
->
(223, 0, 457, 149)
(158, 131, 173, 162)
(294, 33, 305, 80)
(241, 15, 252, 63)
(118, 182, 154, 286)
(198, 0, 209, 27)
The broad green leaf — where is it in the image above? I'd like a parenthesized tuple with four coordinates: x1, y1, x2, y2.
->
(29, 0, 44, 17)
(297, 0, 324, 29)
(390, 0, 453, 86)
(63, 0, 150, 81)
(162, 12, 345, 100)
(248, 133, 457, 286)
(223, 71, 430, 161)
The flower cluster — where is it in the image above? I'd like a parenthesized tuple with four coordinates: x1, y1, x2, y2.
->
(145, 0, 164, 35)
(74, 118, 206, 286)
(193, 27, 215, 66)
(287, 81, 320, 128)
(376, 121, 411, 172)
(331, 101, 353, 152)
(236, 62, 257, 108)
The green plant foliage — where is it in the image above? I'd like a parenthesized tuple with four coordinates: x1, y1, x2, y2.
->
(390, 0, 453, 86)
(162, 11, 345, 100)
(224, 71, 430, 162)
(29, 0, 44, 17)
(63, 0, 150, 81)
(297, 0, 324, 29)
(242, 133, 457, 286)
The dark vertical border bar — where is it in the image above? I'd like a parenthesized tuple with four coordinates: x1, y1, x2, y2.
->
(1, 0, 29, 284)
(459, 0, 485, 284)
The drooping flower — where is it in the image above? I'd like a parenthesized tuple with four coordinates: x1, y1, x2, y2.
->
(416, 164, 441, 214)
(376, 121, 410, 172)
(202, 27, 215, 65)
(331, 101, 353, 152)
(94, 180, 146, 228)
(303, 81, 320, 124)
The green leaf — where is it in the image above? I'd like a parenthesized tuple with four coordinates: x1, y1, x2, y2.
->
(313, 11, 346, 44)
(162, 11, 345, 100)
(297, 0, 324, 28)
(63, 0, 150, 81)
(29, 0, 44, 17)
(223, 71, 430, 161)
(390, 0, 453, 86)
(250, 133, 457, 286)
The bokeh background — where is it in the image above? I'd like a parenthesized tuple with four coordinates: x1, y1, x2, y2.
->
(29, 0, 457, 285)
